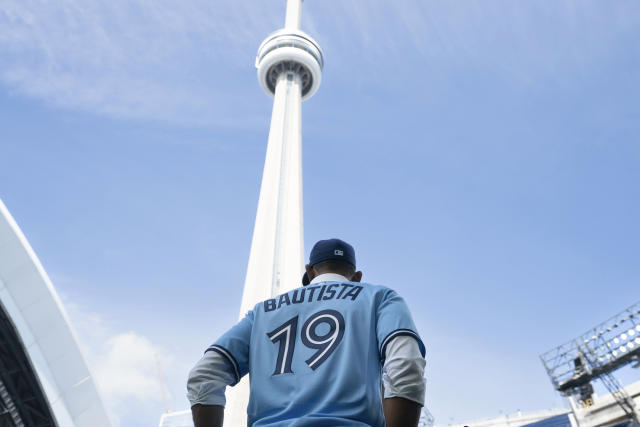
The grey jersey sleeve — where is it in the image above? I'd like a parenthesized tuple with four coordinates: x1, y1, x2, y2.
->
(187, 350, 237, 407)
(382, 335, 426, 405)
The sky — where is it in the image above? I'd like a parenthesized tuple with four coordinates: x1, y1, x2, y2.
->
(1, 0, 639, 425)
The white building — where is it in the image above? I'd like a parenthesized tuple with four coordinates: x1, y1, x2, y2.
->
(568, 379, 640, 427)
(158, 410, 193, 427)
(439, 408, 574, 427)
(441, 379, 640, 427)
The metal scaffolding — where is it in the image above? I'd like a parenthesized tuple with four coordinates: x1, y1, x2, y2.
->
(540, 301, 640, 423)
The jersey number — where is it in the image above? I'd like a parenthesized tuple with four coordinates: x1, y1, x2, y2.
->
(267, 309, 345, 375)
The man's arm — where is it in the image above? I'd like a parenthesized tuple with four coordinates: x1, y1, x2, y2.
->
(191, 404, 224, 427)
(383, 396, 422, 427)
(381, 336, 426, 427)
(187, 351, 237, 427)
(187, 311, 253, 427)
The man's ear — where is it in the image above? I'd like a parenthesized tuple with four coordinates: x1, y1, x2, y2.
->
(351, 271, 362, 282)
(305, 264, 317, 283)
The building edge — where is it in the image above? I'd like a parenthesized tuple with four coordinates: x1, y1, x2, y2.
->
(0, 198, 112, 427)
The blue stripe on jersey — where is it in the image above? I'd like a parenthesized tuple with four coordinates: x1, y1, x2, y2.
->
(379, 329, 426, 362)
(206, 344, 240, 384)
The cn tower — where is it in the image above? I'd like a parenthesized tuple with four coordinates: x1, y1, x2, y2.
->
(224, 1, 323, 424)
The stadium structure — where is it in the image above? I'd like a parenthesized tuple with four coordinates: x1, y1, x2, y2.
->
(540, 301, 640, 426)
(0, 199, 111, 426)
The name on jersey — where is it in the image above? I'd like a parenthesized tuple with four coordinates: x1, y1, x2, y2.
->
(264, 283, 364, 313)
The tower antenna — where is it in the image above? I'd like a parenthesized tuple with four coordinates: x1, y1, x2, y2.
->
(285, 0, 302, 29)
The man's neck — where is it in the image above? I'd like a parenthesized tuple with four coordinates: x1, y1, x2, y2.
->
(310, 272, 350, 285)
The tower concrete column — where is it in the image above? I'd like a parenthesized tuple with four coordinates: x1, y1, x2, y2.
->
(223, 2, 323, 425)
(224, 69, 305, 427)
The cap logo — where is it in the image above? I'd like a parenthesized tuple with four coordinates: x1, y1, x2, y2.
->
(334, 249, 343, 256)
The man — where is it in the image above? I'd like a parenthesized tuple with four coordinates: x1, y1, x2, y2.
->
(188, 238, 426, 426)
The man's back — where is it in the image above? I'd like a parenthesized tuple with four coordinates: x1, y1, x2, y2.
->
(189, 238, 426, 427)
(210, 277, 425, 426)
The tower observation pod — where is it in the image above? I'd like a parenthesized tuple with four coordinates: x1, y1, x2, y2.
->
(223, 1, 323, 425)
(255, 30, 323, 101)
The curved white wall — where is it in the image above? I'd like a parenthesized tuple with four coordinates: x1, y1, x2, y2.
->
(0, 199, 111, 427)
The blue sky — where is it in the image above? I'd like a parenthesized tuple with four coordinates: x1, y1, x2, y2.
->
(1, 1, 639, 425)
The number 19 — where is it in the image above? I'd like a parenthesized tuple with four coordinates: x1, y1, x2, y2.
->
(267, 309, 345, 375)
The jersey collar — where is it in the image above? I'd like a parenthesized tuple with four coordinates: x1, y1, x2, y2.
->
(310, 273, 350, 284)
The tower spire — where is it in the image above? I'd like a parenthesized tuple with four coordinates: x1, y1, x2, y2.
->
(285, 0, 302, 29)
(222, 2, 323, 425)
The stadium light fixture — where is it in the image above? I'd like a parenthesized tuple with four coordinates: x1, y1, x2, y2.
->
(540, 300, 640, 421)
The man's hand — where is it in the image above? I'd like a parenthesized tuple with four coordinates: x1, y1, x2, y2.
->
(383, 396, 421, 427)
(191, 404, 224, 427)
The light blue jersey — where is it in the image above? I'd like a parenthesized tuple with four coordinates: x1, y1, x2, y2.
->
(207, 281, 425, 427)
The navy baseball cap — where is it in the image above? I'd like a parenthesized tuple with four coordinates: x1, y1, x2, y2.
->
(308, 238, 356, 268)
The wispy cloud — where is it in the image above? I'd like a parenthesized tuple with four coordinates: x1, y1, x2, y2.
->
(0, 0, 281, 125)
(0, 1, 637, 122)
(94, 332, 169, 409)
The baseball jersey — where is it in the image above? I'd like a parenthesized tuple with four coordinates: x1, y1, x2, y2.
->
(207, 280, 425, 426)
